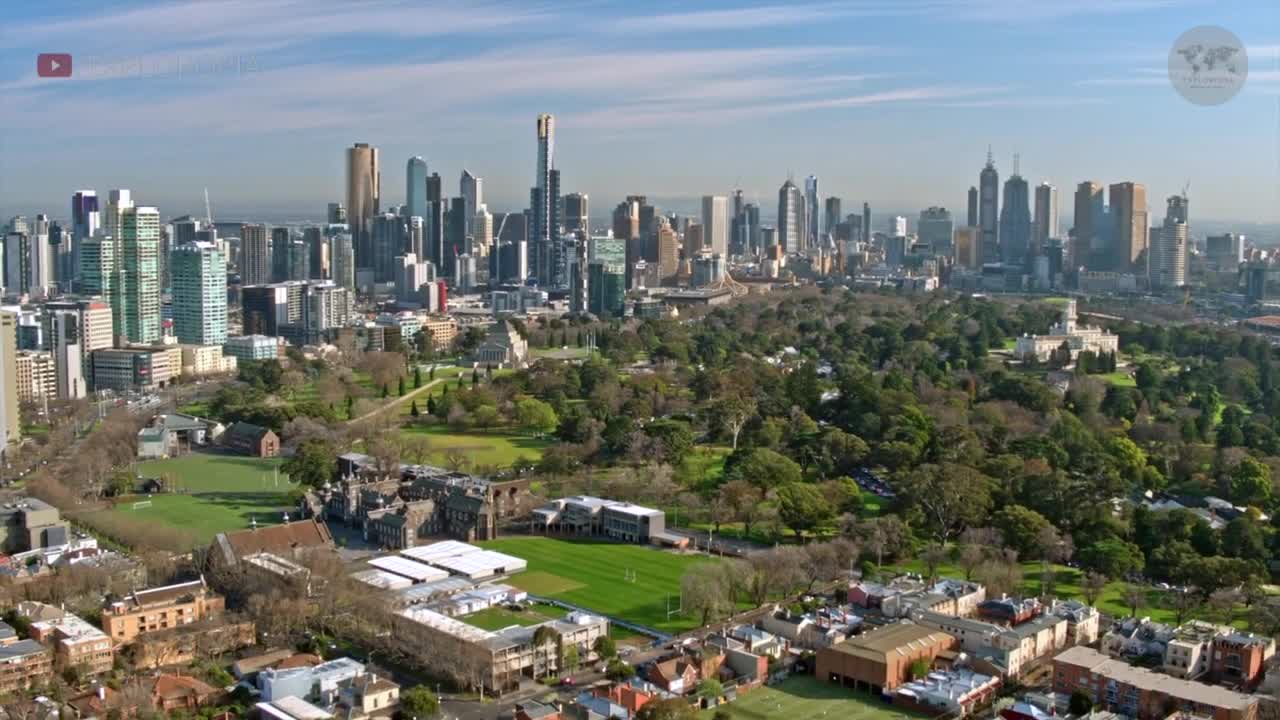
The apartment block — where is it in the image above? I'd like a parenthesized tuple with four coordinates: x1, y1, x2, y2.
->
(102, 578, 225, 644)
(0, 635, 53, 696)
(18, 601, 113, 676)
(1053, 646, 1256, 720)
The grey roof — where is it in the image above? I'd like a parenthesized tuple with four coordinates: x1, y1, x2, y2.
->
(0, 639, 49, 660)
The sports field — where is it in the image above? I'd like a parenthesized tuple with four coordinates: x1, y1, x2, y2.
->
(397, 426, 550, 468)
(88, 452, 296, 547)
(706, 675, 922, 720)
(462, 602, 564, 630)
(478, 537, 714, 633)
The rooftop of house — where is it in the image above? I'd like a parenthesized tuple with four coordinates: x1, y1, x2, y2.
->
(213, 518, 333, 563)
(896, 669, 998, 702)
(0, 639, 49, 661)
(1054, 646, 1256, 710)
(517, 701, 560, 720)
(111, 578, 208, 612)
(152, 673, 217, 702)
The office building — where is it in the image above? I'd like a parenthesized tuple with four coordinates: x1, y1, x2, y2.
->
(966, 186, 978, 228)
(588, 261, 625, 318)
(42, 306, 83, 400)
(1072, 181, 1105, 270)
(569, 231, 589, 314)
(224, 335, 280, 362)
(823, 196, 842, 241)
(241, 281, 353, 345)
(1033, 182, 1058, 251)
(171, 242, 228, 345)
(372, 212, 407, 283)
(406, 156, 428, 221)
(443, 198, 467, 279)
(472, 209, 493, 262)
(71, 190, 100, 289)
(890, 216, 907, 238)
(804, 176, 820, 248)
(999, 167, 1031, 266)
(327, 202, 346, 225)
(1, 311, 18, 447)
(270, 227, 292, 282)
(918, 207, 954, 255)
(492, 212, 528, 284)
(304, 226, 328, 280)
(241, 224, 271, 285)
(564, 193, 589, 234)
(954, 227, 981, 269)
(862, 203, 872, 246)
(346, 143, 381, 270)
(1153, 194, 1188, 289)
(119, 205, 162, 344)
(979, 152, 1000, 264)
(615, 200, 641, 289)
(460, 169, 482, 237)
(395, 253, 434, 305)
(777, 180, 802, 252)
(702, 195, 728, 257)
(1206, 233, 1244, 270)
(1110, 181, 1149, 271)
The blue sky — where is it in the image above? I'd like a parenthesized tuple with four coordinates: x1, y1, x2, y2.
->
(0, 0, 1277, 225)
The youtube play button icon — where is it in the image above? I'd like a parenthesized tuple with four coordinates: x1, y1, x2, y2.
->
(37, 53, 73, 78)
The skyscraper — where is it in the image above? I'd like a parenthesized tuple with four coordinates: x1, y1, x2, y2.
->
(804, 176, 820, 249)
(472, 209, 493, 262)
(71, 190, 99, 289)
(532, 113, 556, 285)
(702, 195, 728, 257)
(1033, 182, 1059, 252)
(570, 230, 588, 314)
(564, 193, 589, 234)
(241, 224, 271, 285)
(0, 310, 18, 448)
(862, 203, 871, 245)
(332, 233, 355, 292)
(119, 205, 161, 344)
(271, 227, 292, 282)
(460, 169, 482, 237)
(1072, 181, 1104, 269)
(405, 157, 428, 221)
(374, 212, 408, 282)
(327, 202, 346, 225)
(745, 204, 761, 255)
(1153, 194, 1188, 289)
(966, 186, 978, 228)
(777, 180, 802, 251)
(615, 200, 640, 289)
(305, 226, 328, 280)
(445, 198, 467, 279)
(890, 216, 907, 237)
(1109, 181, 1148, 272)
(43, 300, 109, 400)
(918, 207, 954, 255)
(999, 164, 1031, 267)
(652, 216, 679, 286)
(979, 151, 1000, 264)
(824, 197, 843, 240)
(346, 142, 380, 270)
(171, 241, 228, 345)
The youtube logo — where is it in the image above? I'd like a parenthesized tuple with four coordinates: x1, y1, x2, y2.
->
(37, 53, 72, 78)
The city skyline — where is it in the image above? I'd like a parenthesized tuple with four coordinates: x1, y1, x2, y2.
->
(1, 0, 1277, 225)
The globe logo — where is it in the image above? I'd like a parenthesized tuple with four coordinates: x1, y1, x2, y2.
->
(1168, 25, 1249, 106)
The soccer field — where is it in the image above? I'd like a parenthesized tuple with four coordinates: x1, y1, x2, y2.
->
(708, 676, 922, 720)
(88, 452, 296, 547)
(478, 537, 715, 634)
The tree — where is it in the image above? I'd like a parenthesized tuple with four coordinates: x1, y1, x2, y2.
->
(909, 659, 930, 679)
(593, 635, 617, 660)
(1229, 456, 1271, 507)
(681, 562, 734, 625)
(696, 678, 724, 701)
(562, 644, 580, 672)
(399, 686, 440, 719)
(777, 483, 834, 542)
(1081, 571, 1108, 606)
(1068, 691, 1093, 716)
(993, 505, 1051, 559)
(713, 395, 756, 450)
(282, 439, 334, 488)
(413, 366, 422, 389)
(1079, 538, 1144, 579)
(1122, 584, 1146, 617)
(398, 376, 407, 396)
(922, 543, 948, 583)
(637, 699, 698, 720)
(725, 448, 802, 492)
(896, 463, 994, 542)
(605, 658, 634, 682)
(516, 398, 559, 437)
(410, 400, 420, 418)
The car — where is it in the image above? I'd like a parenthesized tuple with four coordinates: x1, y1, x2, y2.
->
(560, 677, 575, 686)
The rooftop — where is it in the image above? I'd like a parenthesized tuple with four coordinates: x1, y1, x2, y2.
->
(828, 622, 954, 662)
(0, 639, 48, 661)
(1054, 646, 1255, 710)
(367, 555, 450, 583)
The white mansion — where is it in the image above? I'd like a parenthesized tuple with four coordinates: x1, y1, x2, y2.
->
(1014, 300, 1119, 363)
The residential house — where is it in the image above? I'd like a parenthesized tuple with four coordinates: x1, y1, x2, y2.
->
(339, 674, 401, 716)
(883, 578, 986, 619)
(1101, 617, 1175, 659)
(516, 701, 563, 720)
(894, 669, 1001, 717)
(727, 625, 785, 659)
(0, 638, 53, 696)
(1211, 630, 1275, 690)
(912, 609, 1067, 679)
(647, 645, 723, 696)
(1049, 599, 1100, 646)
(150, 673, 219, 713)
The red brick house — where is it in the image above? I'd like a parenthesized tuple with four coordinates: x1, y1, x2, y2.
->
(224, 422, 279, 458)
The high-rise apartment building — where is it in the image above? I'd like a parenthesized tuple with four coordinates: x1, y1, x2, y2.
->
(332, 233, 355, 292)
(240, 224, 271, 285)
(890, 216, 907, 238)
(270, 227, 292, 283)
(967, 186, 978, 228)
(702, 195, 728, 257)
(346, 143, 380, 270)
(979, 152, 1000, 264)
(531, 113, 556, 284)
(406, 157, 428, 221)
(43, 300, 109, 399)
(615, 200, 641, 289)
(1109, 181, 1148, 272)
(777, 180, 802, 252)
(118, 206, 161, 344)
(954, 227, 981, 269)
(373, 212, 408, 283)
(652, 216, 679, 286)
(171, 242, 228, 345)
(1033, 182, 1059, 251)
(71, 190, 100, 289)
(304, 227, 328, 280)
(824, 197, 843, 241)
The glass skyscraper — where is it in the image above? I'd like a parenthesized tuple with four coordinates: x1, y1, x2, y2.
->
(171, 242, 228, 345)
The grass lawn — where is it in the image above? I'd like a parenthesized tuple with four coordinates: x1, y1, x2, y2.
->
(397, 425, 550, 469)
(678, 445, 731, 491)
(705, 675, 922, 720)
(86, 452, 296, 547)
(1001, 338, 1018, 351)
(532, 346, 594, 361)
(1099, 371, 1136, 387)
(463, 602, 564, 630)
(478, 537, 717, 633)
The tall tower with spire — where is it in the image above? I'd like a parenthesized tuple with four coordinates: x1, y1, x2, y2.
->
(978, 147, 1000, 265)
